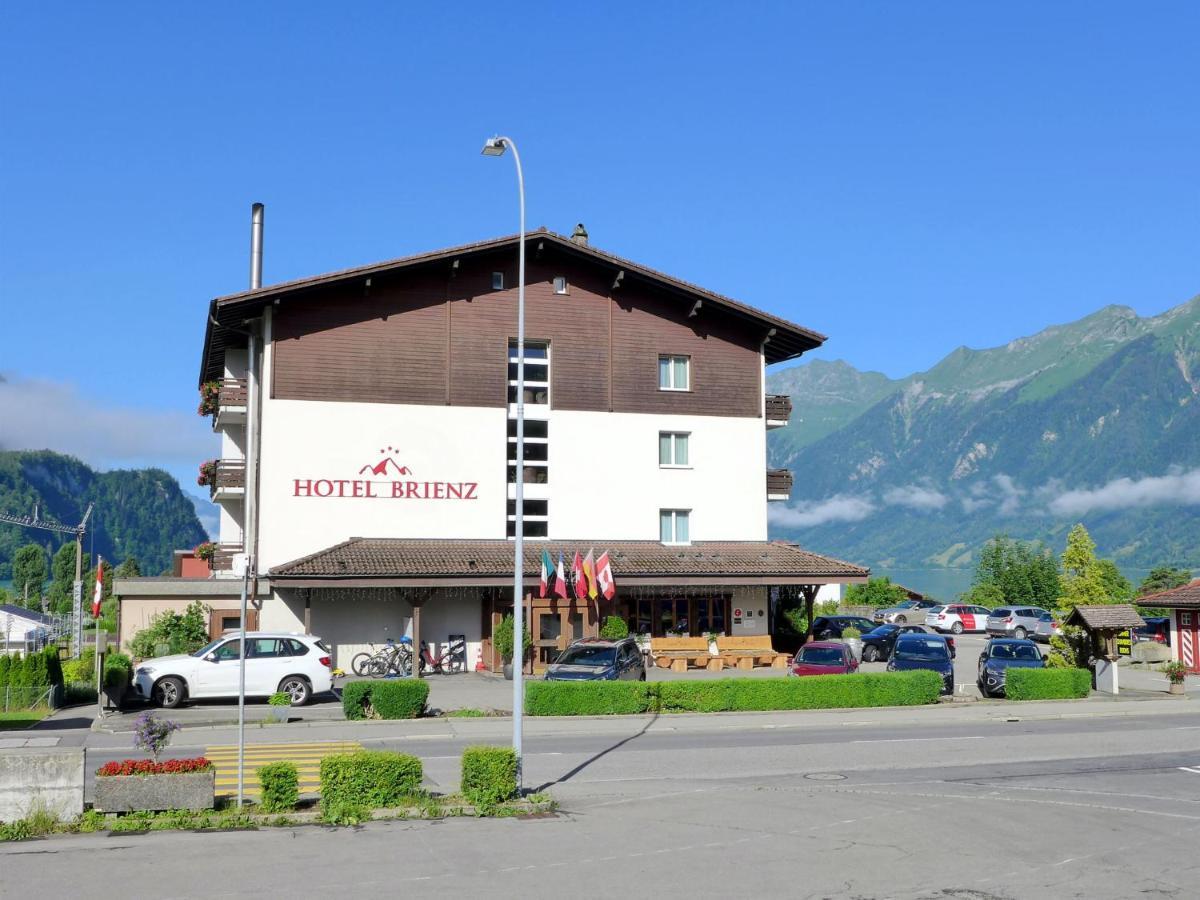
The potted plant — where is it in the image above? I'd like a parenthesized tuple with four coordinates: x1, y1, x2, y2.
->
(841, 627, 863, 661)
(265, 691, 292, 724)
(194, 541, 217, 563)
(197, 459, 218, 488)
(705, 631, 721, 656)
(197, 381, 221, 417)
(494, 613, 531, 681)
(599, 616, 629, 641)
(1162, 660, 1188, 695)
(94, 713, 216, 812)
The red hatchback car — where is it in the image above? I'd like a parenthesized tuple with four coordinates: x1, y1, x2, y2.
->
(790, 641, 859, 677)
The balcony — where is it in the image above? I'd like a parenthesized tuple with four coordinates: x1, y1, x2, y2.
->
(207, 543, 245, 575)
(213, 378, 248, 428)
(765, 394, 792, 429)
(202, 459, 246, 503)
(766, 468, 793, 501)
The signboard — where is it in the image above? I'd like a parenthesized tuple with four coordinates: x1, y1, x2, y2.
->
(1116, 629, 1132, 657)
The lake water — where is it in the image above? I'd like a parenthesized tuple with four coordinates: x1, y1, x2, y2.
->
(876, 567, 1159, 602)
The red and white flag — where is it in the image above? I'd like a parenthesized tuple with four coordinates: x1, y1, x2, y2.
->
(595, 551, 616, 600)
(554, 552, 570, 599)
(92, 557, 104, 619)
(582, 549, 598, 601)
(572, 551, 587, 600)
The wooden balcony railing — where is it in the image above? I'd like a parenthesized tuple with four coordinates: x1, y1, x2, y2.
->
(218, 378, 248, 407)
(208, 543, 245, 573)
(765, 394, 792, 427)
(210, 460, 246, 500)
(766, 468, 794, 499)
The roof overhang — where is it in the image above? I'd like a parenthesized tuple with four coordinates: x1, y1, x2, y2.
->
(113, 578, 272, 598)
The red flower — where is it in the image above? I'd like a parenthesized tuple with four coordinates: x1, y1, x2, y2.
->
(96, 757, 213, 777)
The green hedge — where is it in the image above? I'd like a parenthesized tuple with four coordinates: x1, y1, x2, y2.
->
(525, 671, 942, 716)
(258, 760, 299, 812)
(341, 679, 430, 720)
(320, 751, 423, 811)
(1005, 667, 1091, 701)
(103, 652, 133, 696)
(460, 746, 518, 810)
(0, 649, 65, 690)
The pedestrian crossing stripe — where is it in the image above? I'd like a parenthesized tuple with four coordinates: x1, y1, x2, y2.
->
(205, 741, 363, 796)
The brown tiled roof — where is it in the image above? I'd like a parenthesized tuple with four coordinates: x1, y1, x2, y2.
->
(1063, 604, 1147, 631)
(268, 539, 868, 585)
(201, 229, 826, 383)
(1136, 579, 1200, 608)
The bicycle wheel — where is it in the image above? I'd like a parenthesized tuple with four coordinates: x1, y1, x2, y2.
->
(351, 652, 372, 676)
(365, 656, 390, 678)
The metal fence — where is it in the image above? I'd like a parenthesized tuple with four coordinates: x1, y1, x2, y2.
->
(1, 684, 57, 713)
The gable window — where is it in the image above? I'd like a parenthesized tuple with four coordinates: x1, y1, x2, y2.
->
(658, 355, 690, 391)
(507, 340, 550, 406)
(660, 509, 690, 545)
(553, 275, 569, 295)
(659, 432, 690, 467)
(492, 271, 504, 290)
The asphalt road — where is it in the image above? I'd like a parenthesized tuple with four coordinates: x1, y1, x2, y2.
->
(8, 705, 1200, 898)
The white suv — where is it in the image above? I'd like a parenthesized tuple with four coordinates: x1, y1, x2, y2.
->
(133, 632, 334, 709)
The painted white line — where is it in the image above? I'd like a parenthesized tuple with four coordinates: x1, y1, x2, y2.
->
(852, 736, 985, 744)
(1177, 766, 1200, 775)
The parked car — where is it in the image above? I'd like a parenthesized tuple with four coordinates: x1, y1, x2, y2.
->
(1134, 617, 1170, 645)
(861, 624, 955, 662)
(985, 606, 1050, 640)
(810, 616, 879, 641)
(790, 641, 858, 676)
(887, 634, 954, 695)
(873, 598, 941, 625)
(977, 638, 1045, 697)
(544, 638, 646, 682)
(925, 603, 993, 634)
(1032, 611, 1063, 644)
(133, 632, 334, 708)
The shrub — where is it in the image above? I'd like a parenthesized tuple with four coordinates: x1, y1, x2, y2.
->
(1005, 668, 1091, 701)
(103, 652, 133, 697)
(460, 746, 518, 811)
(128, 601, 210, 659)
(268, 691, 292, 707)
(0, 653, 10, 687)
(320, 751, 423, 811)
(341, 680, 429, 720)
(841, 627, 862, 640)
(132, 712, 180, 762)
(599, 616, 629, 641)
(494, 613, 532, 663)
(1162, 661, 1189, 684)
(63, 683, 98, 705)
(258, 761, 299, 812)
(61, 649, 95, 685)
(524, 672, 942, 716)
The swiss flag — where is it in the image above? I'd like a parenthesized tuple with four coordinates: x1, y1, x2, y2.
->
(554, 552, 570, 599)
(595, 551, 616, 600)
(92, 558, 104, 619)
(572, 551, 587, 600)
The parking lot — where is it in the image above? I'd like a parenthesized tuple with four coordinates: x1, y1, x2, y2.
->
(857, 631, 993, 698)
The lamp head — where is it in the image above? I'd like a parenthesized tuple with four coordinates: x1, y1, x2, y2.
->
(481, 137, 507, 157)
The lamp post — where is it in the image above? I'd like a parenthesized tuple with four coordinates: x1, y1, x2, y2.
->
(481, 134, 526, 790)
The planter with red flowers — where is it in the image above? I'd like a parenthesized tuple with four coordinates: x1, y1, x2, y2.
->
(197, 381, 221, 417)
(194, 541, 217, 564)
(94, 713, 216, 812)
(197, 459, 217, 488)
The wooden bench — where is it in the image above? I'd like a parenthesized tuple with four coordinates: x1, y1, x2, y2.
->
(716, 636, 791, 670)
(651, 637, 721, 673)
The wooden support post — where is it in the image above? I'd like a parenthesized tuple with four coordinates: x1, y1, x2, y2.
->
(303, 591, 311, 634)
(411, 600, 423, 678)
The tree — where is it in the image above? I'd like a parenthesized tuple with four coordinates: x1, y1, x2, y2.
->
(11, 543, 48, 608)
(1095, 559, 1133, 602)
(962, 582, 1004, 608)
(1138, 566, 1193, 597)
(46, 543, 87, 616)
(843, 577, 910, 609)
(972, 535, 1061, 608)
(114, 557, 141, 579)
(1059, 524, 1108, 609)
(129, 600, 211, 658)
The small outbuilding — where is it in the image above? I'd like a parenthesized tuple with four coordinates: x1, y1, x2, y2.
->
(1063, 604, 1147, 694)
(1133, 579, 1200, 673)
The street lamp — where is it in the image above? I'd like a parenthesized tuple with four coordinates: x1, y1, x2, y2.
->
(481, 134, 526, 790)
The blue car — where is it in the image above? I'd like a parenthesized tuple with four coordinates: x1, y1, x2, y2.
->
(544, 638, 646, 682)
(886, 633, 954, 695)
(977, 638, 1044, 697)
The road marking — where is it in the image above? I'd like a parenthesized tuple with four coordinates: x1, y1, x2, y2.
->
(1177, 766, 1200, 775)
(851, 736, 985, 744)
(204, 740, 363, 796)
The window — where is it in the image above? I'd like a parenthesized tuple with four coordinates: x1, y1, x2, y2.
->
(508, 340, 550, 407)
(246, 638, 283, 658)
(492, 271, 504, 290)
(658, 355, 690, 391)
(553, 275, 568, 294)
(660, 509, 690, 544)
(212, 640, 242, 661)
(659, 432, 690, 467)
(507, 499, 549, 538)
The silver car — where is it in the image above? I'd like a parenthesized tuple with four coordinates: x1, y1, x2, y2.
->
(1033, 611, 1063, 644)
(873, 598, 940, 625)
(986, 606, 1050, 640)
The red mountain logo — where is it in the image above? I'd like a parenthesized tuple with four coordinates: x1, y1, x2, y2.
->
(359, 447, 413, 477)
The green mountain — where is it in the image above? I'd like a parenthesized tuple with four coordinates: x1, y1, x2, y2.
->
(0, 450, 208, 579)
(767, 295, 1200, 571)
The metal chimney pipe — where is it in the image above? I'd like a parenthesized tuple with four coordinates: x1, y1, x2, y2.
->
(249, 203, 264, 290)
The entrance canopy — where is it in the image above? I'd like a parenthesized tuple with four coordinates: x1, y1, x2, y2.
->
(268, 539, 869, 589)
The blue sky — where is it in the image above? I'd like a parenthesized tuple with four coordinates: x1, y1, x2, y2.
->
(1, 2, 1198, 491)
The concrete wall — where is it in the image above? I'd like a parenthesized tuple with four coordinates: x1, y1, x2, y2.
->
(0, 748, 84, 823)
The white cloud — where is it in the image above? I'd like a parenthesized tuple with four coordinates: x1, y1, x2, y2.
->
(992, 473, 1024, 516)
(768, 495, 876, 528)
(960, 496, 991, 513)
(0, 374, 215, 470)
(1048, 468, 1200, 516)
(883, 484, 948, 511)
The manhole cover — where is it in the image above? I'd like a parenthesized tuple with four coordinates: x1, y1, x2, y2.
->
(804, 772, 847, 781)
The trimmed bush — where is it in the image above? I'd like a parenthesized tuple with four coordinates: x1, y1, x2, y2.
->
(0, 654, 11, 687)
(1005, 667, 1091, 701)
(460, 746, 518, 810)
(103, 652, 133, 696)
(525, 671, 942, 716)
(320, 751, 423, 811)
(258, 760, 299, 812)
(61, 650, 95, 685)
(42, 648, 63, 688)
(599, 616, 630, 640)
(341, 679, 430, 720)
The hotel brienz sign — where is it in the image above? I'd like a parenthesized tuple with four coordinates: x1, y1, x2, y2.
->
(291, 446, 478, 501)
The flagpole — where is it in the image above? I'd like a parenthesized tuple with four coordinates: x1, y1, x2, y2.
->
(481, 134, 526, 792)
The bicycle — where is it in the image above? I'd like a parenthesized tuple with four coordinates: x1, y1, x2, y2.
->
(352, 637, 413, 677)
(418, 637, 466, 675)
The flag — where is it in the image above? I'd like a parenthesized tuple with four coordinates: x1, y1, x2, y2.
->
(572, 551, 587, 600)
(554, 552, 570, 599)
(582, 549, 598, 600)
(595, 551, 616, 600)
(539, 548, 554, 598)
(92, 557, 104, 619)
